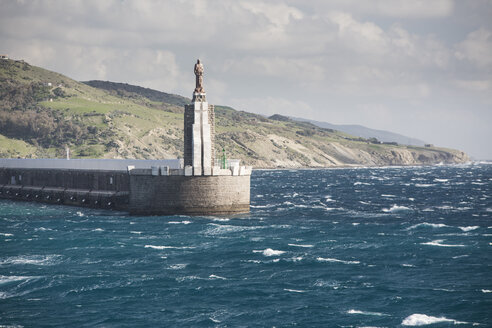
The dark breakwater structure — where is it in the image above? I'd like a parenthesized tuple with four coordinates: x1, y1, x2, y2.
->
(0, 60, 252, 215)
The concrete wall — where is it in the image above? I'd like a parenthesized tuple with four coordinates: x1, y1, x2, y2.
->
(0, 168, 129, 210)
(0, 167, 251, 216)
(129, 174, 250, 215)
(0, 158, 182, 171)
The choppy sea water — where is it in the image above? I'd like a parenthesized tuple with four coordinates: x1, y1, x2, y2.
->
(1, 164, 491, 327)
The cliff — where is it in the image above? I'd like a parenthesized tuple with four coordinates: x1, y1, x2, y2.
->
(0, 59, 469, 168)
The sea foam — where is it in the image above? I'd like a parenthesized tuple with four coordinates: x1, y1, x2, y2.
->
(458, 226, 479, 232)
(145, 245, 194, 250)
(347, 309, 387, 316)
(383, 205, 411, 213)
(317, 257, 360, 264)
(420, 240, 465, 247)
(254, 248, 285, 256)
(401, 313, 469, 326)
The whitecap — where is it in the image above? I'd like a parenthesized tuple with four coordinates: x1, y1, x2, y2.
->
(406, 223, 448, 230)
(168, 221, 191, 224)
(383, 205, 411, 213)
(401, 264, 415, 267)
(76, 211, 84, 217)
(458, 226, 479, 232)
(0, 255, 61, 266)
(354, 182, 371, 186)
(130, 231, 142, 234)
(210, 217, 230, 222)
(169, 264, 187, 270)
(420, 240, 465, 247)
(92, 228, 104, 232)
(0, 275, 39, 284)
(288, 243, 313, 248)
(209, 274, 227, 280)
(347, 309, 388, 316)
(250, 204, 275, 209)
(145, 245, 194, 250)
(434, 178, 449, 182)
(254, 248, 285, 256)
(205, 223, 262, 235)
(35, 227, 53, 232)
(0, 233, 13, 237)
(415, 184, 435, 187)
(481, 289, 492, 293)
(401, 313, 469, 326)
(317, 257, 360, 264)
(381, 194, 396, 198)
(284, 288, 306, 293)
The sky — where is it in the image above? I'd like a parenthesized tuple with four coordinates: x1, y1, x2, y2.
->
(1, 0, 491, 159)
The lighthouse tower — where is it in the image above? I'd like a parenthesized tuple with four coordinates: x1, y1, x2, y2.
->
(183, 59, 215, 176)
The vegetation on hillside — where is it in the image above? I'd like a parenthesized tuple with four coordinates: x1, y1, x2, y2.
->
(0, 59, 469, 167)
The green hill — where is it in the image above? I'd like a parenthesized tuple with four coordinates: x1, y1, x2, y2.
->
(0, 59, 469, 167)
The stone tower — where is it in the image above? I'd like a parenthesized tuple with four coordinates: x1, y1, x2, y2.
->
(184, 59, 215, 175)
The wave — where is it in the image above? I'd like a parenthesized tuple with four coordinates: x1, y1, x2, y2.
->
(144, 245, 195, 250)
(169, 264, 187, 270)
(288, 243, 313, 248)
(459, 226, 479, 232)
(210, 217, 230, 222)
(353, 182, 372, 186)
(0, 275, 39, 285)
(209, 274, 227, 280)
(383, 205, 411, 213)
(0, 254, 61, 266)
(401, 313, 470, 326)
(205, 223, 263, 235)
(250, 204, 276, 209)
(406, 223, 449, 230)
(253, 248, 285, 256)
(317, 257, 360, 264)
(420, 240, 465, 247)
(284, 288, 306, 293)
(347, 309, 388, 316)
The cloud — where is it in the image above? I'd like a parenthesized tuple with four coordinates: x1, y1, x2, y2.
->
(0, 0, 491, 158)
(309, 0, 454, 18)
(455, 28, 492, 67)
(229, 97, 316, 118)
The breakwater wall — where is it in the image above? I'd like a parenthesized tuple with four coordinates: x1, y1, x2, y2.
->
(0, 160, 251, 215)
(0, 167, 130, 210)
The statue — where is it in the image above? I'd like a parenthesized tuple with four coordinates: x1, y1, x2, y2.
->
(194, 59, 204, 93)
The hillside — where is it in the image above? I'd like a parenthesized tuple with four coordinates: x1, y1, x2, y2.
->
(0, 59, 469, 168)
(291, 117, 427, 147)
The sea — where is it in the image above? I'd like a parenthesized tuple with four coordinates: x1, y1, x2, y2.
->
(0, 163, 491, 327)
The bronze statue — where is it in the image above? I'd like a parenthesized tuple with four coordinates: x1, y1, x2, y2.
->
(194, 59, 204, 93)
